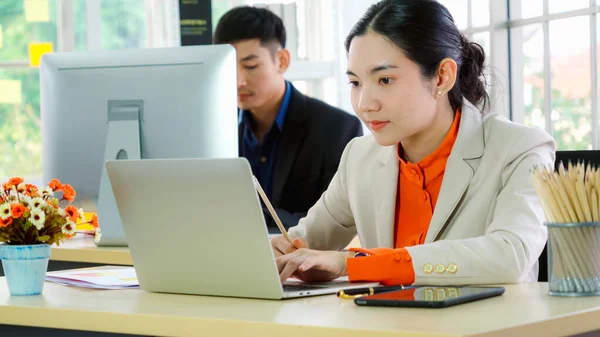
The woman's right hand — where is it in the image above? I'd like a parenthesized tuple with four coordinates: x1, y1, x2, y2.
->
(271, 235, 307, 257)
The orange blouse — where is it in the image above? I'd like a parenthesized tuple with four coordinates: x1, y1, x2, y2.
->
(347, 111, 461, 285)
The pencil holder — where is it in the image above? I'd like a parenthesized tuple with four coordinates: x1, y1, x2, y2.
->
(546, 222, 600, 296)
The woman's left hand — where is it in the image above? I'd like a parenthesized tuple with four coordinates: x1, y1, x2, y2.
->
(275, 248, 353, 283)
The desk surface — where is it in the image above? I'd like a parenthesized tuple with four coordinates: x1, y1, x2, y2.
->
(1, 274, 600, 337)
(51, 237, 132, 265)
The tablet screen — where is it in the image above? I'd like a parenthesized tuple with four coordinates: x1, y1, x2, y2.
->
(362, 286, 502, 302)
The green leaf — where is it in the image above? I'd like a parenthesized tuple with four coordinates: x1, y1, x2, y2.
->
(37, 235, 50, 242)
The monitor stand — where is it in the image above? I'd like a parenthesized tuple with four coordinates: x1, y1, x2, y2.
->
(95, 100, 143, 246)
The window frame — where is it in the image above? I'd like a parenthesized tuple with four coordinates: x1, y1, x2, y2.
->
(509, 0, 600, 149)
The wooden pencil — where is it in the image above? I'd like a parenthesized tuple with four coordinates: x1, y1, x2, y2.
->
(252, 176, 292, 243)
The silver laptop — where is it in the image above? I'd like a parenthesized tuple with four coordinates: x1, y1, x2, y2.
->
(105, 157, 378, 299)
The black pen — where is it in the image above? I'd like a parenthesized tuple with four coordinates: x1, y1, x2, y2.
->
(336, 285, 410, 299)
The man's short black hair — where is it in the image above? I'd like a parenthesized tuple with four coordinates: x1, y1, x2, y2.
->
(213, 6, 286, 49)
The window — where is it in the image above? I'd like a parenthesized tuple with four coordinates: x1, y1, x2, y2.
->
(0, 0, 58, 181)
(0, 68, 42, 179)
(438, 0, 469, 30)
(0, 0, 175, 182)
(550, 17, 592, 150)
(510, 0, 599, 150)
(100, 1, 147, 50)
(442, 0, 600, 150)
(515, 24, 545, 130)
(549, 0, 589, 14)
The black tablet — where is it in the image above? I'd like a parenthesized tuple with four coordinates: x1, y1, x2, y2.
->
(354, 286, 505, 308)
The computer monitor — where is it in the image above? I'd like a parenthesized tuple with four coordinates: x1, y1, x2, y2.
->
(40, 45, 238, 246)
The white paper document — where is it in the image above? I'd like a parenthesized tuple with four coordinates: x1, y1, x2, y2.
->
(45, 267, 139, 290)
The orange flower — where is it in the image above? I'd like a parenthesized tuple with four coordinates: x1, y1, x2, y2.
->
(2, 183, 11, 191)
(61, 184, 76, 202)
(48, 179, 63, 192)
(0, 217, 12, 227)
(89, 214, 99, 229)
(10, 204, 27, 219)
(26, 184, 38, 194)
(64, 205, 79, 222)
(8, 177, 23, 187)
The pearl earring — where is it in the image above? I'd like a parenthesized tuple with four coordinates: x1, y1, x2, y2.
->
(437, 90, 442, 96)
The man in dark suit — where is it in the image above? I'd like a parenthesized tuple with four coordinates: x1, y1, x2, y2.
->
(213, 6, 363, 229)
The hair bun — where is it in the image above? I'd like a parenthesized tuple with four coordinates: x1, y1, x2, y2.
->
(458, 35, 487, 110)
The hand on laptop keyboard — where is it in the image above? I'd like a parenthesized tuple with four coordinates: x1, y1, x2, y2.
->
(276, 248, 354, 283)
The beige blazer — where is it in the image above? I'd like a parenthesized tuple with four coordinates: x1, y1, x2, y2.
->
(288, 101, 556, 285)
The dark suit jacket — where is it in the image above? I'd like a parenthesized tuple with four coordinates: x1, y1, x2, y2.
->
(239, 85, 363, 229)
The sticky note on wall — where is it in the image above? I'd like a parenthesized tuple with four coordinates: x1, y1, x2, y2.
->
(29, 42, 53, 67)
(24, 0, 50, 22)
(0, 80, 23, 104)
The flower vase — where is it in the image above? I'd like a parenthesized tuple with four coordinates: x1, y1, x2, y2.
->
(0, 244, 51, 296)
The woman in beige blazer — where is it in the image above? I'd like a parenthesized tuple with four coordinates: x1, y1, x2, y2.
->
(272, 0, 556, 286)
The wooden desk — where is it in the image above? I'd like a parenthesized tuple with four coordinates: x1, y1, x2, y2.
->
(0, 237, 132, 277)
(1, 277, 600, 337)
(50, 236, 132, 265)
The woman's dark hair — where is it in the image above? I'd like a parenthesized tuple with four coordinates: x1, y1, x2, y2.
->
(345, 0, 488, 112)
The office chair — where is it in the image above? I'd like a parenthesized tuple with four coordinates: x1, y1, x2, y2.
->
(537, 150, 600, 282)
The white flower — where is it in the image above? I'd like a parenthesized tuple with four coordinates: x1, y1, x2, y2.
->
(62, 221, 76, 236)
(20, 195, 32, 209)
(16, 183, 26, 193)
(6, 195, 17, 204)
(0, 203, 12, 220)
(31, 197, 47, 210)
(93, 228, 102, 243)
(29, 209, 46, 230)
(41, 187, 54, 197)
(78, 208, 85, 222)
